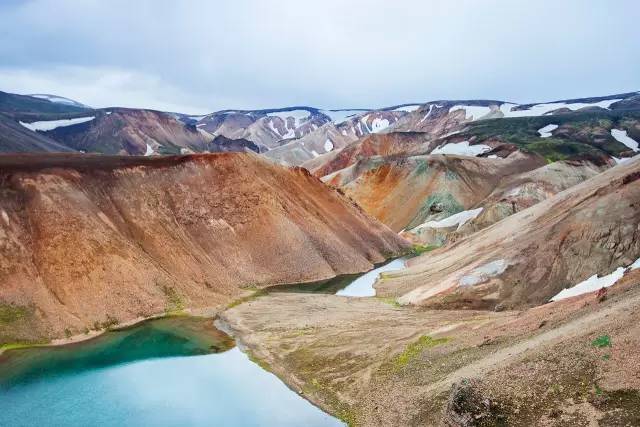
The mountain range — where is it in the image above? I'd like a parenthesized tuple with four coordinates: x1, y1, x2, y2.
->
(1, 87, 640, 425)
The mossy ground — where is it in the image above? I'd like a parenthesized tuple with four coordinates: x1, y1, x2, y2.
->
(463, 110, 640, 162)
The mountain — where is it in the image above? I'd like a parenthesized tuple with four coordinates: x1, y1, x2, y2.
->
(0, 114, 75, 153)
(40, 108, 212, 155)
(0, 152, 408, 344)
(209, 135, 260, 153)
(27, 94, 91, 109)
(378, 156, 640, 309)
(0, 90, 90, 119)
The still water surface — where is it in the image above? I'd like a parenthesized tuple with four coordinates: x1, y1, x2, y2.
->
(0, 317, 342, 427)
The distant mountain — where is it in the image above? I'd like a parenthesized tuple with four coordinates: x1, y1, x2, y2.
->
(27, 94, 91, 109)
(41, 108, 211, 155)
(210, 135, 260, 153)
(1, 89, 638, 163)
(0, 90, 90, 119)
(0, 113, 75, 153)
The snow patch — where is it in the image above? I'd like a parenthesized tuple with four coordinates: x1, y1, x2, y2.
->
(459, 259, 508, 287)
(266, 109, 311, 124)
(449, 105, 492, 121)
(311, 150, 320, 157)
(321, 110, 362, 125)
(144, 143, 154, 156)
(414, 207, 483, 232)
(1, 210, 9, 226)
(537, 124, 558, 138)
(393, 104, 421, 113)
(29, 94, 86, 107)
(418, 104, 435, 124)
(324, 139, 334, 152)
(500, 99, 622, 118)
(551, 257, 640, 301)
(370, 118, 390, 133)
(431, 140, 491, 156)
(611, 129, 639, 152)
(20, 116, 95, 132)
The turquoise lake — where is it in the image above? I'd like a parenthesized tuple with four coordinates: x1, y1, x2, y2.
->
(0, 317, 342, 427)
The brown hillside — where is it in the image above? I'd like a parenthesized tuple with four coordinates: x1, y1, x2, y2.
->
(0, 153, 408, 344)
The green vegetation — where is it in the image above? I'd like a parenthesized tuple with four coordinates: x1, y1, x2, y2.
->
(591, 334, 612, 348)
(92, 314, 119, 331)
(227, 288, 268, 309)
(411, 243, 439, 256)
(393, 335, 450, 368)
(162, 285, 185, 313)
(0, 303, 32, 324)
(463, 109, 640, 162)
(407, 192, 463, 230)
(413, 159, 429, 175)
(377, 296, 402, 308)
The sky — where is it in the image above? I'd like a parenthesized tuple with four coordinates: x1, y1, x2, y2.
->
(0, 0, 638, 114)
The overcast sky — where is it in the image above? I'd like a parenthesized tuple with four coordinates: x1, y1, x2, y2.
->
(0, 0, 638, 114)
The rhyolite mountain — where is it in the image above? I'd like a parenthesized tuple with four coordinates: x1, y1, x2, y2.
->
(2, 89, 639, 165)
(2, 88, 640, 425)
(0, 152, 408, 344)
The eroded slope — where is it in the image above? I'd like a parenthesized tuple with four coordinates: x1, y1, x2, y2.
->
(0, 153, 408, 344)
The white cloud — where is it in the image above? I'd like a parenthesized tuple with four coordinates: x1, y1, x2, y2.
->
(0, 0, 638, 112)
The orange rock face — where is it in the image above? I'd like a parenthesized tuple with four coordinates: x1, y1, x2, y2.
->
(0, 153, 409, 343)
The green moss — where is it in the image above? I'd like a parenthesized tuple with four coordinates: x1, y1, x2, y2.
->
(462, 109, 640, 161)
(227, 289, 268, 309)
(162, 285, 185, 312)
(525, 139, 596, 162)
(411, 244, 439, 256)
(413, 159, 429, 175)
(377, 296, 402, 308)
(247, 351, 272, 372)
(0, 303, 31, 324)
(407, 193, 463, 230)
(444, 169, 458, 181)
(393, 335, 450, 368)
(592, 335, 612, 348)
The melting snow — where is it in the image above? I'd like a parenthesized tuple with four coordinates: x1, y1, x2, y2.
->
(449, 105, 492, 121)
(20, 116, 96, 132)
(537, 124, 558, 138)
(29, 94, 84, 107)
(551, 257, 640, 301)
(414, 207, 483, 231)
(321, 110, 362, 125)
(266, 109, 311, 125)
(611, 129, 639, 152)
(324, 139, 334, 152)
(418, 105, 435, 124)
(459, 259, 508, 287)
(431, 141, 491, 156)
(370, 118, 390, 133)
(500, 99, 621, 118)
(393, 105, 421, 113)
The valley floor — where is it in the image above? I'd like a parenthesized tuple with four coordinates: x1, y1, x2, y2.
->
(220, 270, 640, 426)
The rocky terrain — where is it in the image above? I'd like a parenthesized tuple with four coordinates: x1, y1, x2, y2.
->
(0, 153, 408, 345)
(219, 156, 640, 426)
(2, 88, 640, 426)
(378, 156, 640, 310)
(221, 267, 640, 426)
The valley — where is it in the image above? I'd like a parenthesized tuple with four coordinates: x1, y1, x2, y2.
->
(1, 89, 639, 426)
